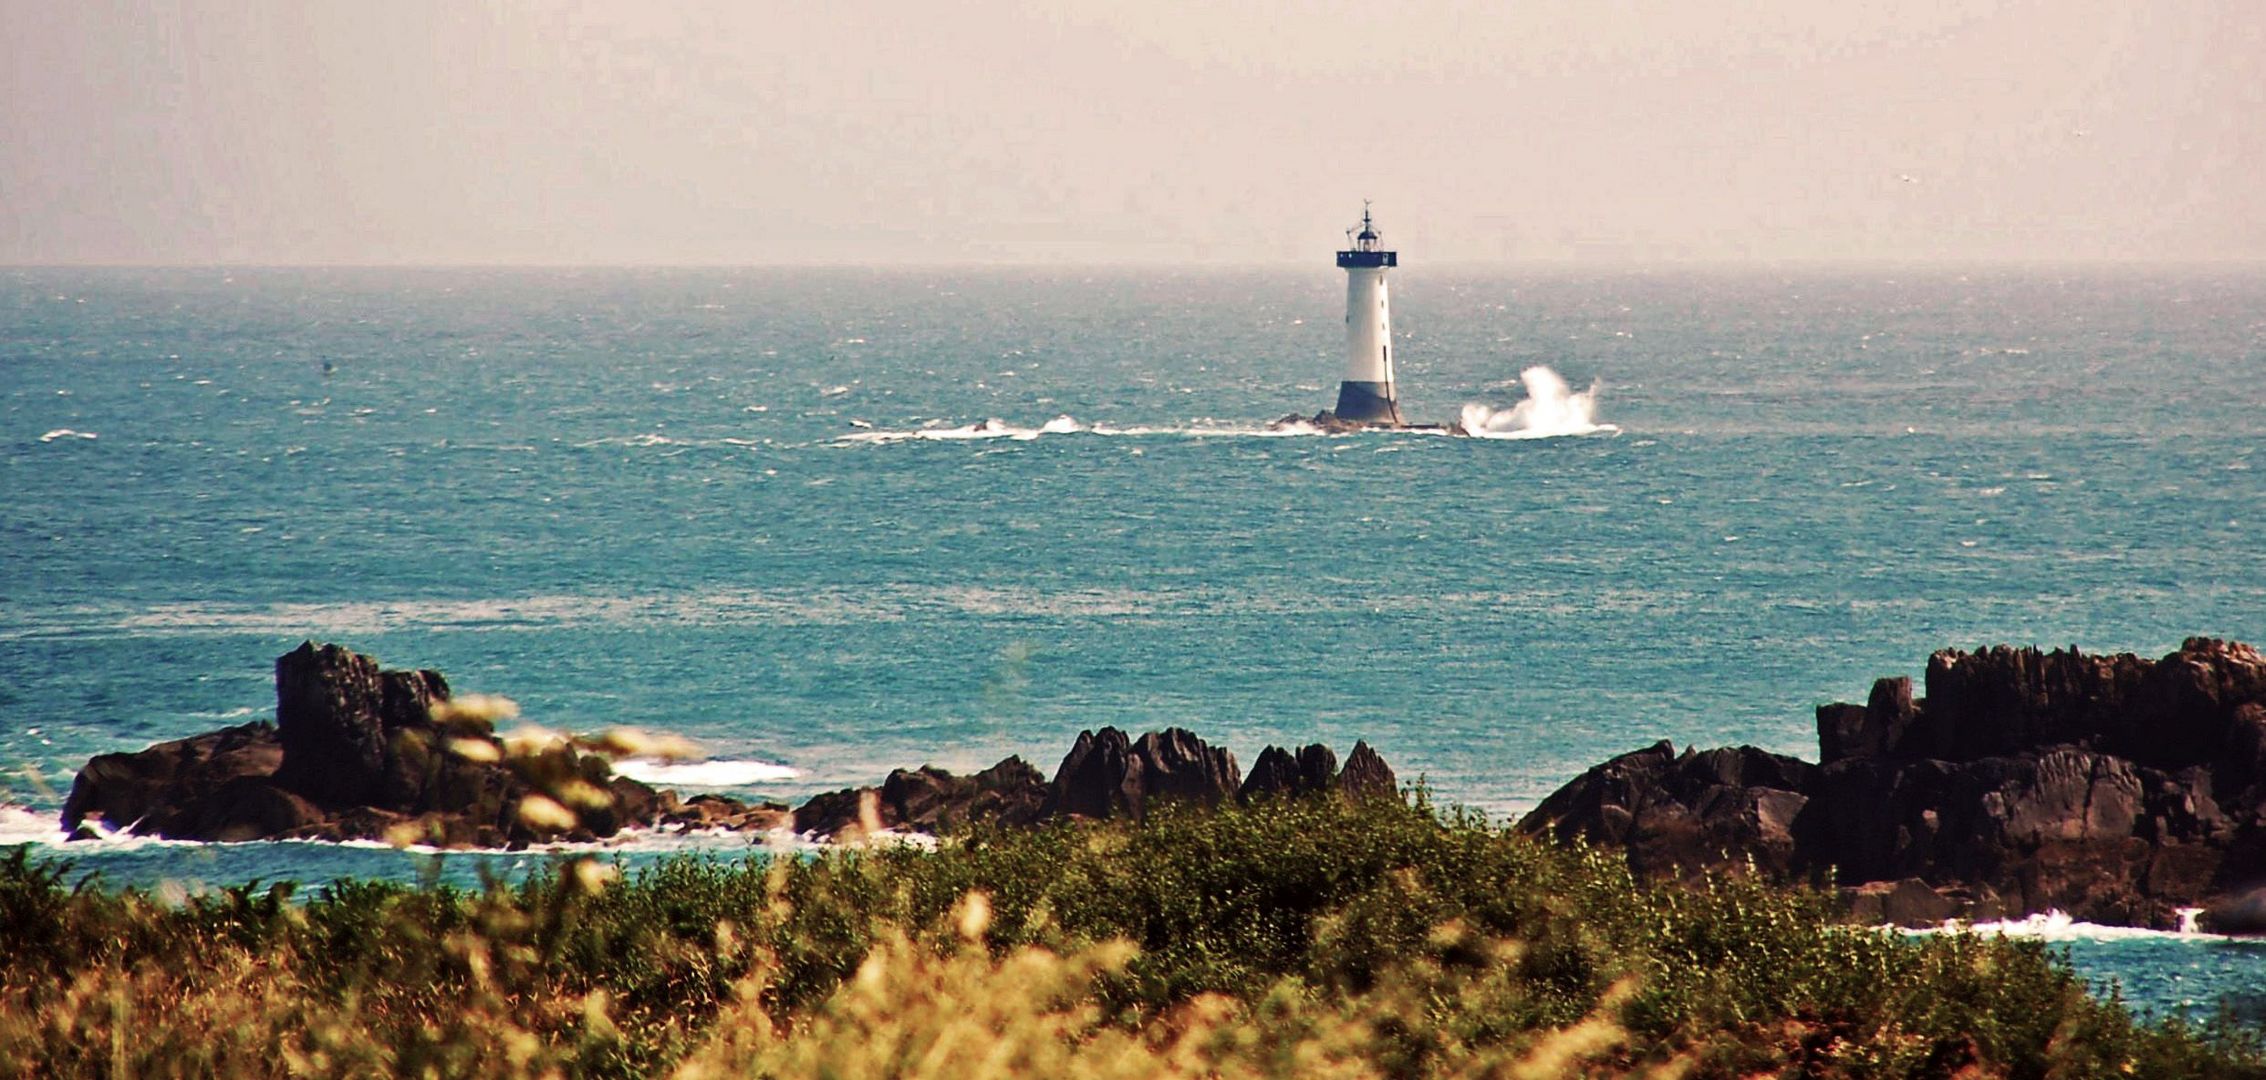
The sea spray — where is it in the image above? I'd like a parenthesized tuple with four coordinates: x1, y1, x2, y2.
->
(1458, 366, 1619, 439)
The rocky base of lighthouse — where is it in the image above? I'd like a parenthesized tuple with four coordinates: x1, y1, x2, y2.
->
(1275, 410, 1458, 435)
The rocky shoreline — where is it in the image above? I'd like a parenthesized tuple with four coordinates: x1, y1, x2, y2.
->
(59, 637, 2266, 933)
(1518, 637, 2266, 930)
(61, 642, 1397, 850)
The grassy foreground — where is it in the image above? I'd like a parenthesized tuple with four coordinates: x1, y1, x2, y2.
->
(2, 795, 2260, 1079)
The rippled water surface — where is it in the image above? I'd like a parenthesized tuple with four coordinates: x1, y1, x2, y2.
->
(3, 265, 2262, 1015)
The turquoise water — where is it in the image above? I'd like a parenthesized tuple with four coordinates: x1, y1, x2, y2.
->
(3, 265, 2262, 1015)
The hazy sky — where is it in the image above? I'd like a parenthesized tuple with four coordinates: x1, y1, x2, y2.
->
(4, 1, 2261, 265)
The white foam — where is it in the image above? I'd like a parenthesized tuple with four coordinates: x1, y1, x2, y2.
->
(39, 428, 97, 443)
(0, 805, 65, 845)
(185, 706, 263, 720)
(574, 433, 685, 448)
(1902, 908, 2230, 943)
(612, 758, 801, 788)
(841, 416, 1086, 443)
(1457, 366, 1620, 440)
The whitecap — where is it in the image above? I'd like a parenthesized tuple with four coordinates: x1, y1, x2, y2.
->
(39, 428, 97, 443)
(841, 417, 1079, 444)
(612, 758, 802, 788)
(574, 433, 682, 448)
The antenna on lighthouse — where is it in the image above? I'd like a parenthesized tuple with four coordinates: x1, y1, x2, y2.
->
(1330, 202, 1402, 426)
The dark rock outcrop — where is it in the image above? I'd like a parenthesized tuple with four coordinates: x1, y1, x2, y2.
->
(792, 757, 1049, 837)
(790, 729, 1398, 840)
(63, 642, 694, 848)
(67, 643, 1401, 850)
(1042, 726, 1240, 821)
(1240, 743, 1338, 801)
(1522, 741, 1817, 880)
(1520, 638, 2266, 928)
(1340, 740, 1399, 803)
(62, 721, 283, 840)
(1231, 740, 1400, 806)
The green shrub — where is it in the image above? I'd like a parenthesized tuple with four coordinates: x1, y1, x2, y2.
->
(0, 796, 2260, 1078)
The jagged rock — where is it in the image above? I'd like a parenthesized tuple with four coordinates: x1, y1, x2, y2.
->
(1340, 741, 1399, 803)
(63, 642, 686, 848)
(1239, 743, 1338, 801)
(272, 642, 394, 806)
(886, 757, 1048, 832)
(71, 649, 1398, 853)
(796, 735, 1387, 839)
(791, 787, 875, 837)
(1817, 677, 1916, 764)
(1521, 742, 1815, 879)
(1044, 727, 1139, 820)
(1044, 726, 1240, 821)
(1523, 639, 2266, 926)
(793, 756, 1050, 838)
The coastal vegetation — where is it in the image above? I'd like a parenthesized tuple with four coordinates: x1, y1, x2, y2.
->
(3, 793, 2261, 1078)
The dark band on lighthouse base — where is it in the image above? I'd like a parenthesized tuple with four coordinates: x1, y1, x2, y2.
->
(1333, 380, 1402, 425)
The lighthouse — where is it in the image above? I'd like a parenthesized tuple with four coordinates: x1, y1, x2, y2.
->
(1333, 202, 1403, 425)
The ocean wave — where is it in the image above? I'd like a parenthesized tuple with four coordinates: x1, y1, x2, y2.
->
(1902, 908, 2226, 942)
(574, 433, 687, 448)
(39, 428, 98, 443)
(611, 757, 802, 788)
(0, 805, 65, 846)
(8, 809, 940, 859)
(1457, 366, 1620, 440)
(186, 705, 264, 720)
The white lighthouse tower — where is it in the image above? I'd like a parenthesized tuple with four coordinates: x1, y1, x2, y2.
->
(1332, 202, 1403, 425)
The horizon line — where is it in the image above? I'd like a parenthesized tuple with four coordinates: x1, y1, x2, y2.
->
(8, 254, 2266, 273)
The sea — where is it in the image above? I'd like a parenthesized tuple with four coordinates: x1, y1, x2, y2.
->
(2, 264, 2262, 1021)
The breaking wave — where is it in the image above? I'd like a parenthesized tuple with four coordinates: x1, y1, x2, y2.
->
(1457, 367, 1619, 440)
(1905, 908, 2224, 942)
(611, 757, 802, 788)
(39, 428, 98, 443)
(0, 805, 64, 845)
